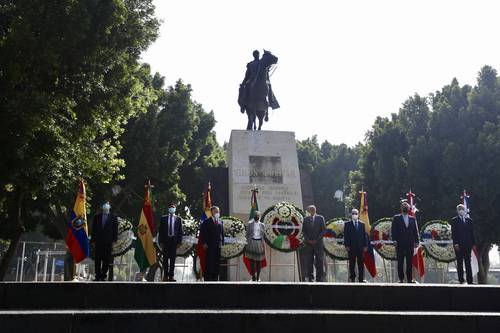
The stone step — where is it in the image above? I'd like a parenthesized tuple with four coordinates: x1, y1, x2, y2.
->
(1, 282, 500, 312)
(0, 309, 499, 333)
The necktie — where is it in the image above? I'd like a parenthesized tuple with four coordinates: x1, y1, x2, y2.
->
(102, 214, 107, 228)
(355, 221, 358, 230)
(169, 215, 174, 237)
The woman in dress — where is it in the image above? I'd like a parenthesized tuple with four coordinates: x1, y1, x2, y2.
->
(245, 211, 266, 281)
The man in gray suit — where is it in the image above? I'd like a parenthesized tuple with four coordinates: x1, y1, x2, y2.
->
(302, 205, 326, 282)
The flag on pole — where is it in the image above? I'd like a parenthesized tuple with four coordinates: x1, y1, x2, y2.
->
(196, 182, 212, 275)
(134, 182, 157, 271)
(243, 188, 267, 276)
(461, 190, 479, 277)
(65, 179, 90, 263)
(359, 190, 377, 278)
(407, 190, 425, 278)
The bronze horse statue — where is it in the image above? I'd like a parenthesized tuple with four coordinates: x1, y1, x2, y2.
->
(238, 50, 280, 130)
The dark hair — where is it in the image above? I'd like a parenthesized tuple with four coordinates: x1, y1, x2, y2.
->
(168, 203, 176, 207)
(252, 50, 260, 60)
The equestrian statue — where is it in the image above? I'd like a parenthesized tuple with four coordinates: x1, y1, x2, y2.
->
(238, 50, 280, 130)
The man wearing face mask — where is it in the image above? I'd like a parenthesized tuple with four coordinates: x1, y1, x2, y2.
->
(199, 206, 225, 281)
(302, 205, 326, 282)
(391, 202, 419, 283)
(159, 203, 183, 282)
(91, 201, 118, 281)
(344, 209, 368, 282)
(451, 204, 476, 284)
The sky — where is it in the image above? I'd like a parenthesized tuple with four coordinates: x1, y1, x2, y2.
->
(141, 0, 500, 146)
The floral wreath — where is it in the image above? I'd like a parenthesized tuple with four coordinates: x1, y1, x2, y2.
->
(90, 217, 134, 259)
(371, 217, 397, 261)
(323, 218, 349, 260)
(220, 216, 247, 259)
(111, 217, 135, 257)
(176, 219, 198, 258)
(262, 202, 305, 252)
(420, 220, 455, 263)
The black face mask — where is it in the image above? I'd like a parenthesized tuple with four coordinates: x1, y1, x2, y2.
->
(254, 216, 260, 221)
(402, 208, 409, 214)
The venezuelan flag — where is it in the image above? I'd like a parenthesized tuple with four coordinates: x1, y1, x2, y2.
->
(65, 180, 90, 263)
(134, 185, 157, 271)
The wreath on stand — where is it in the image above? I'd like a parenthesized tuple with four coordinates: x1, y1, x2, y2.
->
(220, 216, 247, 259)
(90, 217, 135, 259)
(262, 202, 305, 252)
(420, 220, 455, 263)
(371, 217, 397, 261)
(176, 219, 198, 257)
(323, 218, 349, 260)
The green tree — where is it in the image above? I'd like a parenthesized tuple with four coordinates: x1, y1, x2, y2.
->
(353, 68, 500, 283)
(115, 78, 225, 222)
(297, 137, 361, 219)
(0, 0, 160, 280)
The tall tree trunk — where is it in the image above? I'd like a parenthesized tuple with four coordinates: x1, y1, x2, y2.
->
(0, 234, 20, 280)
(477, 242, 491, 284)
(0, 193, 24, 281)
(48, 205, 74, 280)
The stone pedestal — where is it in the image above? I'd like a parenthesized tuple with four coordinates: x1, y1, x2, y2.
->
(226, 130, 303, 281)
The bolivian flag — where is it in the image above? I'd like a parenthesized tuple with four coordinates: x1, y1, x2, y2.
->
(134, 186, 157, 271)
(65, 179, 90, 263)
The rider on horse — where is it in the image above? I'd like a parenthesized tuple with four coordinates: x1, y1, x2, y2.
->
(240, 50, 261, 113)
(239, 50, 280, 128)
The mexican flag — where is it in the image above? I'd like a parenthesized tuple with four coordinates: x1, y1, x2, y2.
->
(134, 185, 157, 272)
(243, 189, 267, 276)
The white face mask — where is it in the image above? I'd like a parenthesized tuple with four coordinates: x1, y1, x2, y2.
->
(168, 207, 176, 214)
(102, 203, 111, 213)
(352, 214, 359, 220)
(458, 210, 466, 217)
(213, 213, 220, 219)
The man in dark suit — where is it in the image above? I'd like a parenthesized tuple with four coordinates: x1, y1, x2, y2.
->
(302, 205, 326, 282)
(451, 204, 476, 284)
(391, 202, 419, 283)
(199, 206, 224, 281)
(91, 201, 118, 281)
(159, 203, 183, 282)
(344, 209, 368, 282)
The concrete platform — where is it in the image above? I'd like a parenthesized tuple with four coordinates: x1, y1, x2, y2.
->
(1, 282, 499, 332)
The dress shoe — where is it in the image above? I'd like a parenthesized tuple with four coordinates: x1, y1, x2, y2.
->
(169, 278, 176, 282)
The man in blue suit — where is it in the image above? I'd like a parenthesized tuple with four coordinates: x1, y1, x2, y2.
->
(159, 203, 183, 282)
(344, 209, 368, 282)
(451, 204, 476, 284)
(199, 206, 225, 281)
(391, 202, 419, 283)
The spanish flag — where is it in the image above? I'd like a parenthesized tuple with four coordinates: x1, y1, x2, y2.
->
(360, 190, 377, 278)
(196, 182, 212, 275)
(65, 179, 90, 263)
(134, 184, 157, 271)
